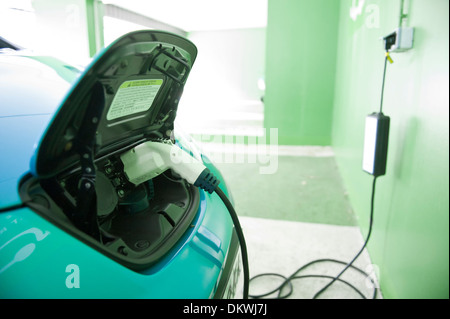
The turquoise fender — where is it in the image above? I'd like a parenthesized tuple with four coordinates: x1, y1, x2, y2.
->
(0, 184, 234, 298)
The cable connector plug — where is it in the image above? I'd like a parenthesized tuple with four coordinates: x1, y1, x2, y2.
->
(194, 168, 220, 194)
(121, 141, 219, 193)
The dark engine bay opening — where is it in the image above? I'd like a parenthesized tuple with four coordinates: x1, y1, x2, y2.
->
(20, 151, 200, 270)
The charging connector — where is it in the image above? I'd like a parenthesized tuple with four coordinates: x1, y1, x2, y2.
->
(120, 140, 249, 298)
(121, 141, 205, 185)
(121, 140, 220, 193)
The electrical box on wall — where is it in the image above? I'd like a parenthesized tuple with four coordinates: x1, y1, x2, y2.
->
(362, 113, 390, 177)
(383, 27, 414, 52)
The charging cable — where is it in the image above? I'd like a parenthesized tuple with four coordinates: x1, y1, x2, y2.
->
(247, 51, 392, 299)
(248, 176, 379, 299)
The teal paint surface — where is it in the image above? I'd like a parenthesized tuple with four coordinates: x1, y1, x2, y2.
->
(0, 116, 235, 298)
(0, 190, 234, 298)
(0, 54, 77, 208)
(332, 0, 449, 298)
(264, 0, 340, 145)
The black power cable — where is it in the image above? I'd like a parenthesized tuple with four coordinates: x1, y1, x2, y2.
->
(213, 175, 379, 299)
(313, 175, 378, 299)
(215, 186, 250, 299)
(246, 176, 379, 299)
(0, 202, 26, 213)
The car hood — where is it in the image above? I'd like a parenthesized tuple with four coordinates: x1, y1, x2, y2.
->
(31, 30, 197, 179)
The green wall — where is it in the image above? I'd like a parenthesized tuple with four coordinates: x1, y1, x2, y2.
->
(332, 0, 449, 298)
(264, 0, 340, 145)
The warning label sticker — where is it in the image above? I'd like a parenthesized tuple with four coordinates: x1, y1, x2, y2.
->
(106, 79, 163, 121)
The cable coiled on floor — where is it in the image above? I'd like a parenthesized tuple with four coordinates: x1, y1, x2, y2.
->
(248, 176, 379, 299)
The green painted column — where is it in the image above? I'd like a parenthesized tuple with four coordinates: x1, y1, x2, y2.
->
(86, 0, 104, 57)
(264, 0, 340, 145)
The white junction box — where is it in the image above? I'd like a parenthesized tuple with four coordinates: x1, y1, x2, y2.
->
(383, 27, 414, 52)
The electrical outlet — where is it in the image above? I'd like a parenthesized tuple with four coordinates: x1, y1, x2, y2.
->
(383, 27, 414, 52)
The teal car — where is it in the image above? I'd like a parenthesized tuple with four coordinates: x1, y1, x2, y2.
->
(0, 31, 242, 299)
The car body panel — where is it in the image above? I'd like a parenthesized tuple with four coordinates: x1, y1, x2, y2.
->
(0, 189, 234, 298)
(0, 30, 238, 298)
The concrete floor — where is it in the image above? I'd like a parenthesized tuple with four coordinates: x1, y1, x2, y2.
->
(200, 143, 382, 299)
(238, 216, 381, 299)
